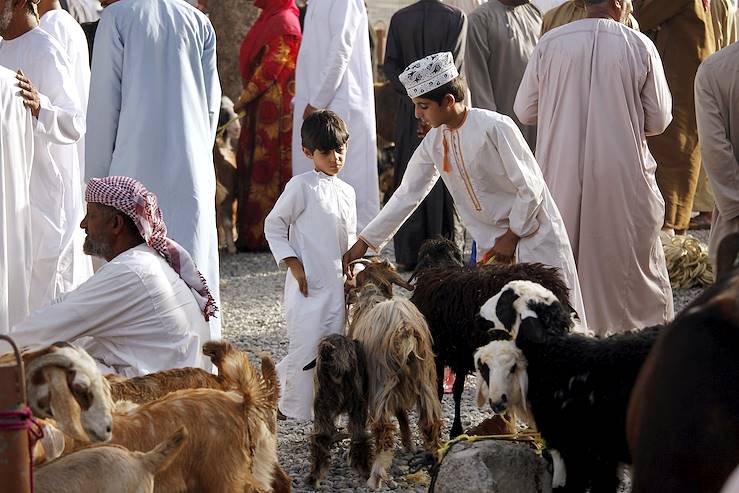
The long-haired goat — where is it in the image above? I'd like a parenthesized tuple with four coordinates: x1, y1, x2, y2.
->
(303, 334, 372, 488)
(627, 262, 739, 493)
(351, 285, 442, 489)
(6, 342, 114, 442)
(480, 280, 662, 493)
(36, 427, 187, 493)
(410, 238, 575, 437)
(66, 351, 288, 492)
(107, 340, 241, 403)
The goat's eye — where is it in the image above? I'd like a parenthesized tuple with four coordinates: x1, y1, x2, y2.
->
(510, 364, 517, 374)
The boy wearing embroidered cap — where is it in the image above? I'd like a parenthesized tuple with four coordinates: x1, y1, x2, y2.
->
(343, 52, 587, 327)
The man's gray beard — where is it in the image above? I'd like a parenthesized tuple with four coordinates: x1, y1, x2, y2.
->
(83, 236, 113, 259)
(0, 1, 13, 34)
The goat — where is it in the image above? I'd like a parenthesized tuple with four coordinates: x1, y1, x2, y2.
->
(473, 339, 531, 429)
(64, 351, 287, 492)
(214, 96, 240, 254)
(35, 427, 187, 493)
(627, 264, 739, 493)
(106, 340, 240, 403)
(303, 334, 372, 489)
(480, 280, 663, 493)
(410, 238, 575, 437)
(351, 284, 442, 489)
(4, 342, 114, 442)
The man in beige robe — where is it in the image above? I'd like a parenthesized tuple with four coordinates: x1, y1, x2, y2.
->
(692, 0, 737, 228)
(540, 0, 638, 34)
(695, 42, 739, 271)
(633, 0, 715, 234)
(514, 0, 674, 334)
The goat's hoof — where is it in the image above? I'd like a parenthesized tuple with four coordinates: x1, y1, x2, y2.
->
(367, 476, 383, 490)
(305, 475, 321, 490)
(227, 244, 237, 254)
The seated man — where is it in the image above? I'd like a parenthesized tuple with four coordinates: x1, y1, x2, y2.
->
(11, 176, 218, 377)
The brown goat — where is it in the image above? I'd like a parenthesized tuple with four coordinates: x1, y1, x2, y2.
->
(35, 427, 187, 493)
(65, 351, 288, 492)
(628, 266, 739, 493)
(214, 96, 240, 254)
(106, 340, 240, 403)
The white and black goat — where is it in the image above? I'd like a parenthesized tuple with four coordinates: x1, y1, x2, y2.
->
(477, 280, 663, 493)
(410, 237, 576, 437)
(303, 334, 372, 489)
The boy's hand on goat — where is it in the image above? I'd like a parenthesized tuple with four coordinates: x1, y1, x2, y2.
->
(481, 230, 520, 265)
(285, 257, 309, 297)
(342, 240, 369, 279)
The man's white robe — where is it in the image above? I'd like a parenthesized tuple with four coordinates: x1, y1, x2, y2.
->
(11, 245, 207, 377)
(265, 171, 357, 421)
(40, 9, 91, 180)
(86, 0, 222, 340)
(291, 0, 379, 232)
(361, 108, 587, 326)
(0, 67, 34, 332)
(445, 0, 487, 15)
(514, 19, 674, 334)
(0, 27, 89, 311)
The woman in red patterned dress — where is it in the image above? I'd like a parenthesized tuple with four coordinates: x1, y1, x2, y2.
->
(235, 0, 301, 251)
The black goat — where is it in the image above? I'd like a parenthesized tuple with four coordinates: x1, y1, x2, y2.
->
(482, 280, 663, 493)
(304, 334, 372, 488)
(410, 238, 574, 437)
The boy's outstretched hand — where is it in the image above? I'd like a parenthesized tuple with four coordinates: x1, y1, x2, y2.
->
(284, 257, 309, 297)
(342, 239, 369, 278)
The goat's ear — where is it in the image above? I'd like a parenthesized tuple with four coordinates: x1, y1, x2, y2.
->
(516, 317, 547, 344)
(487, 329, 512, 342)
(495, 289, 520, 333)
(303, 359, 317, 371)
(476, 382, 486, 408)
(530, 300, 572, 334)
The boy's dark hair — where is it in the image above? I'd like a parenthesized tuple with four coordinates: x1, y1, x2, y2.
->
(301, 110, 350, 153)
(420, 76, 467, 105)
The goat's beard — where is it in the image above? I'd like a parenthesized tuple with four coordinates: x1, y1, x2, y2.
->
(83, 235, 113, 259)
(0, 1, 14, 34)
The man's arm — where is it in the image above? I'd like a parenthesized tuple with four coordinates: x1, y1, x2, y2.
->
(354, 138, 440, 254)
(10, 265, 143, 350)
(466, 11, 497, 111)
(695, 61, 739, 220)
(310, 0, 363, 109)
(642, 42, 673, 136)
(491, 116, 544, 239)
(382, 16, 409, 96)
(514, 47, 541, 126)
(85, 8, 124, 180)
(633, 0, 692, 33)
(202, 21, 221, 139)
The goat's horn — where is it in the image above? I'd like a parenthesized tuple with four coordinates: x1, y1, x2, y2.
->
(303, 359, 317, 371)
(349, 259, 372, 266)
(26, 352, 75, 380)
(391, 274, 415, 291)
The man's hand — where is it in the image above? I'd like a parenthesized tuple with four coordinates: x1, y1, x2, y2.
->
(284, 257, 309, 297)
(303, 103, 318, 120)
(480, 229, 519, 265)
(16, 70, 40, 118)
(342, 239, 369, 278)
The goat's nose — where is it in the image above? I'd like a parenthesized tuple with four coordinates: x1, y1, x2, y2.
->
(106, 425, 112, 433)
(501, 394, 507, 403)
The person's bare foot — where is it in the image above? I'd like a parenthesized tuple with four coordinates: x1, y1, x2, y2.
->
(689, 211, 712, 230)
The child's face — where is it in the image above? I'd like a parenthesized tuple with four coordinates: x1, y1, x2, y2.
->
(413, 95, 454, 128)
(304, 146, 347, 176)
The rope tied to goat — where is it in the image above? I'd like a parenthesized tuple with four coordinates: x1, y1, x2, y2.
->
(216, 111, 246, 139)
(661, 233, 714, 288)
(0, 406, 45, 492)
(437, 429, 546, 460)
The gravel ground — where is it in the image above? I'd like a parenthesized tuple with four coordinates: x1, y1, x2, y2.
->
(219, 233, 707, 493)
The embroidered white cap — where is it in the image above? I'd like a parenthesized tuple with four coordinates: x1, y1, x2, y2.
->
(399, 52, 459, 98)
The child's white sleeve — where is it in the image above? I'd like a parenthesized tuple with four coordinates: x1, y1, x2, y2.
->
(493, 117, 544, 238)
(264, 178, 306, 268)
(360, 138, 440, 252)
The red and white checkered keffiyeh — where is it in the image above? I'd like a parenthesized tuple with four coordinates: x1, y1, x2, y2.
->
(85, 176, 218, 320)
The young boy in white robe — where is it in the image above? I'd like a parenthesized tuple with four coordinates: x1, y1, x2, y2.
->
(265, 110, 357, 421)
(343, 52, 587, 327)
